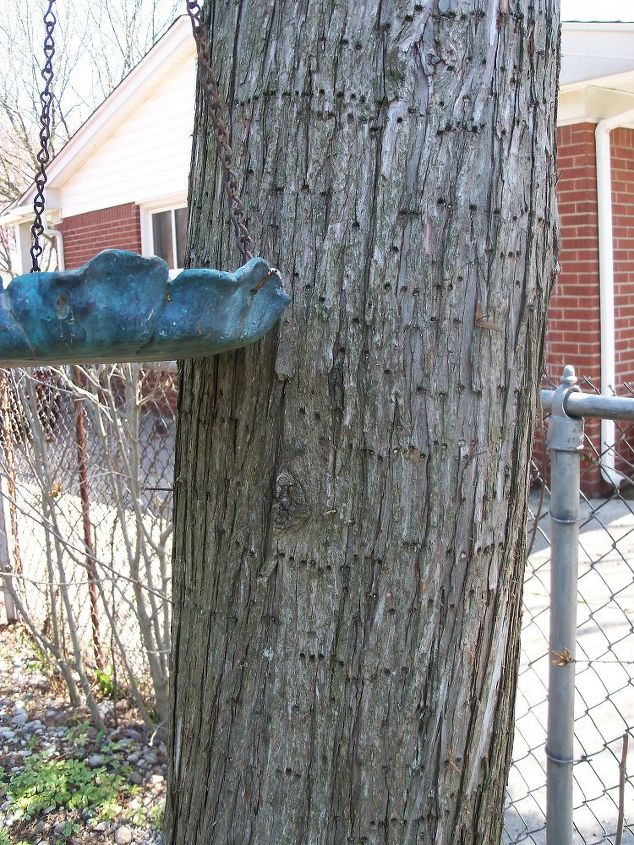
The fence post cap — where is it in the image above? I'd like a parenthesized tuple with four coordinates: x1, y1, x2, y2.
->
(561, 365, 577, 387)
(548, 366, 584, 451)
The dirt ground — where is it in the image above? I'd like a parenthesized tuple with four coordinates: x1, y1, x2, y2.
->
(0, 624, 165, 845)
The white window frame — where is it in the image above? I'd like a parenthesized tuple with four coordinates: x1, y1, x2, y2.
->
(140, 197, 188, 274)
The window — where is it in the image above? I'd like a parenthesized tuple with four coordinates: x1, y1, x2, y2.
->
(151, 207, 188, 270)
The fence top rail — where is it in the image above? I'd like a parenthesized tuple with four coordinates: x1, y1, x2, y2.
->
(540, 388, 634, 421)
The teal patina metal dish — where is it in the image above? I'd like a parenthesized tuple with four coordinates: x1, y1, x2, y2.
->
(0, 250, 290, 366)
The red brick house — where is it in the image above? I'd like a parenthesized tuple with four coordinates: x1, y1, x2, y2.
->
(3, 18, 634, 490)
(2, 17, 194, 278)
(546, 22, 634, 491)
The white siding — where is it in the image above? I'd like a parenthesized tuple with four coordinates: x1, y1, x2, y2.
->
(561, 24, 634, 87)
(60, 43, 195, 219)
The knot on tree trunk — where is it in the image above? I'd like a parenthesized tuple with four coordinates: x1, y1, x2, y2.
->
(273, 470, 310, 530)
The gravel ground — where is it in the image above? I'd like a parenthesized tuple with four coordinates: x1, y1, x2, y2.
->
(0, 624, 166, 845)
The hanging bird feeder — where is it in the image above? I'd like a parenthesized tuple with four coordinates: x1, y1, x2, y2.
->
(0, 0, 289, 367)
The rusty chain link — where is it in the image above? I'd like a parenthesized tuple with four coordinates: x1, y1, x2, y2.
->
(185, 2, 254, 261)
(30, 0, 57, 272)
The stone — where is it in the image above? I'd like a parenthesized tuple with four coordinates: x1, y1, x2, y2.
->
(0, 250, 290, 366)
(125, 728, 142, 740)
(86, 753, 105, 768)
(143, 752, 158, 766)
(129, 771, 143, 785)
(115, 824, 134, 844)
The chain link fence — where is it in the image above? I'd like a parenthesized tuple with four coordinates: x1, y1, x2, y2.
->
(0, 365, 632, 840)
(0, 364, 177, 730)
(504, 375, 634, 844)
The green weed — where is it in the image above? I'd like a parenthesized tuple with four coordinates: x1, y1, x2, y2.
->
(95, 667, 125, 700)
(0, 749, 131, 821)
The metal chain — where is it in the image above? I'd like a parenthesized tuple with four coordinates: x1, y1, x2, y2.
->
(30, 0, 57, 273)
(185, 2, 254, 261)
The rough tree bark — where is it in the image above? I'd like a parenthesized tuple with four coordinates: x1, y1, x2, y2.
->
(165, 2, 559, 843)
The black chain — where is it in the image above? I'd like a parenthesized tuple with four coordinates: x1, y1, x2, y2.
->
(30, 0, 57, 273)
(185, 2, 254, 262)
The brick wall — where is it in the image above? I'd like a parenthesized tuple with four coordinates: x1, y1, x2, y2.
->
(543, 124, 604, 493)
(612, 127, 634, 385)
(541, 124, 634, 495)
(59, 203, 141, 270)
(545, 123, 601, 380)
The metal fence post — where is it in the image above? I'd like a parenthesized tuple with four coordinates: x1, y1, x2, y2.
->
(546, 365, 584, 845)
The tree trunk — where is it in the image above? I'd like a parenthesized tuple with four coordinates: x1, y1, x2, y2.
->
(165, 2, 559, 843)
